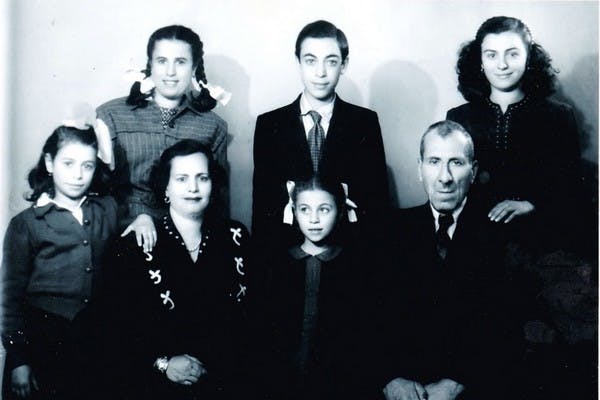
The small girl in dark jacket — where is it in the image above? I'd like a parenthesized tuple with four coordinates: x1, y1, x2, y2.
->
(1, 112, 117, 400)
(261, 176, 369, 400)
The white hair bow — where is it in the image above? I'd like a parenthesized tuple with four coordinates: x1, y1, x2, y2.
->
(193, 79, 232, 106)
(124, 69, 155, 94)
(341, 183, 358, 223)
(282, 181, 295, 225)
(61, 103, 114, 170)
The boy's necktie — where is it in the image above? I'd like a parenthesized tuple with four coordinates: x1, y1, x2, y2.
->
(436, 213, 454, 261)
(307, 110, 325, 172)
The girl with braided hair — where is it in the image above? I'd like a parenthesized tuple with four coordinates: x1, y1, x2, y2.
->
(97, 25, 228, 253)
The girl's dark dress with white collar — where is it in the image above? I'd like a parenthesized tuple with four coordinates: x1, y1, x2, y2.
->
(262, 243, 368, 400)
(105, 214, 250, 400)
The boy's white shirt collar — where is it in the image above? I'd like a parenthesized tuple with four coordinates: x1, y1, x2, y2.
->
(36, 193, 87, 225)
(430, 197, 467, 239)
(300, 92, 335, 137)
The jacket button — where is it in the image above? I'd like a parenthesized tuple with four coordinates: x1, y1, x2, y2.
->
(83, 219, 90, 225)
(82, 240, 89, 246)
(85, 267, 92, 272)
(83, 299, 89, 304)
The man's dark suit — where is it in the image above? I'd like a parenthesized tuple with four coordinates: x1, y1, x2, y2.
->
(252, 95, 389, 240)
(372, 201, 518, 400)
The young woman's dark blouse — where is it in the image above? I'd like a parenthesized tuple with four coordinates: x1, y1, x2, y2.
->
(447, 96, 583, 245)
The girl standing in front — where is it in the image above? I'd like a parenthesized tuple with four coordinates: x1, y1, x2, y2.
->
(260, 177, 368, 400)
(1, 121, 117, 399)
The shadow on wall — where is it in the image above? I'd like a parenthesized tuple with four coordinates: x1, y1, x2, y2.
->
(369, 60, 438, 209)
(555, 53, 599, 164)
(553, 53, 598, 256)
(337, 75, 364, 107)
(204, 55, 252, 229)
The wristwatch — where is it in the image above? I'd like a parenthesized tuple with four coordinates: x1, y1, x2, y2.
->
(154, 356, 169, 373)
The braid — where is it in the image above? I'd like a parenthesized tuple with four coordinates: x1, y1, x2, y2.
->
(191, 40, 217, 111)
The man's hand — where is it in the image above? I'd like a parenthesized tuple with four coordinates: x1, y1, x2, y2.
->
(488, 200, 535, 223)
(121, 214, 157, 253)
(383, 377, 428, 400)
(165, 354, 207, 386)
(424, 379, 464, 400)
(11, 365, 38, 398)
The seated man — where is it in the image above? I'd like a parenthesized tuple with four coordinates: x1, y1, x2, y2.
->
(376, 120, 515, 400)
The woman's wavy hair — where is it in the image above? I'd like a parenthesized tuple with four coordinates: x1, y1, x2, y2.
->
(127, 25, 217, 112)
(151, 139, 225, 221)
(456, 16, 558, 102)
(26, 126, 112, 202)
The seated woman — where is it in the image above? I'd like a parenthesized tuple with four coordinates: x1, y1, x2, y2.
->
(446, 16, 583, 251)
(97, 25, 228, 253)
(104, 140, 248, 399)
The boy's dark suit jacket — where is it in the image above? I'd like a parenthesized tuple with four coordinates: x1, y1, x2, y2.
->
(371, 201, 519, 400)
(252, 95, 389, 241)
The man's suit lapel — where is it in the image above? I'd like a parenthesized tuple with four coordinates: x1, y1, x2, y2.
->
(323, 96, 349, 158)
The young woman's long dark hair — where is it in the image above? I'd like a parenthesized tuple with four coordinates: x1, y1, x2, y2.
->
(127, 25, 217, 112)
(456, 16, 558, 102)
(26, 126, 112, 202)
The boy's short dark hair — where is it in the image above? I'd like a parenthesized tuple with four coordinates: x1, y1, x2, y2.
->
(295, 20, 349, 61)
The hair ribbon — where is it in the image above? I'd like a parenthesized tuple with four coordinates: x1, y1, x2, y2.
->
(282, 180, 295, 225)
(61, 102, 114, 170)
(341, 183, 358, 223)
(195, 79, 232, 106)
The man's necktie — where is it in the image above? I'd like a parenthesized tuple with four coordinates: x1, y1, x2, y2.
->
(436, 213, 454, 261)
(307, 110, 325, 172)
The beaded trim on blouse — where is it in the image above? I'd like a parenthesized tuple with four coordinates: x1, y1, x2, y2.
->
(162, 215, 209, 254)
(485, 96, 530, 152)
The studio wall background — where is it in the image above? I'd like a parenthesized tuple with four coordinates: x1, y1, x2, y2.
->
(4, 0, 598, 231)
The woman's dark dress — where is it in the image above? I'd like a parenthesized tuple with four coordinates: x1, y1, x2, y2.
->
(105, 214, 250, 399)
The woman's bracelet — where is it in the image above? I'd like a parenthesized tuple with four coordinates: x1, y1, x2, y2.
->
(154, 356, 169, 373)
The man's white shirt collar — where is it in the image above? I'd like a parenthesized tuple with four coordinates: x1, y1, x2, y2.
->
(300, 92, 335, 137)
(430, 197, 467, 239)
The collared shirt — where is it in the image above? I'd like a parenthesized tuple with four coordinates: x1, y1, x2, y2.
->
(430, 197, 467, 239)
(97, 96, 227, 223)
(36, 193, 87, 225)
(1, 195, 118, 367)
(299, 92, 335, 138)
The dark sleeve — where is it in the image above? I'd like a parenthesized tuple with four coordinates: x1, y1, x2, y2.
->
(101, 236, 158, 378)
(1, 215, 34, 371)
(252, 114, 281, 239)
(532, 104, 583, 215)
(97, 104, 156, 220)
(358, 111, 390, 220)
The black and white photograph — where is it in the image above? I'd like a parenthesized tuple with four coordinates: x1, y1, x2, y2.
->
(0, 1, 597, 399)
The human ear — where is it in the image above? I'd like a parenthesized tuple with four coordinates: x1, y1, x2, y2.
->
(417, 158, 423, 181)
(44, 153, 53, 174)
(471, 160, 479, 183)
(340, 57, 349, 74)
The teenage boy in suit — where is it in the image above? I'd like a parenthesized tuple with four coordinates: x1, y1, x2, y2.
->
(252, 20, 389, 243)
